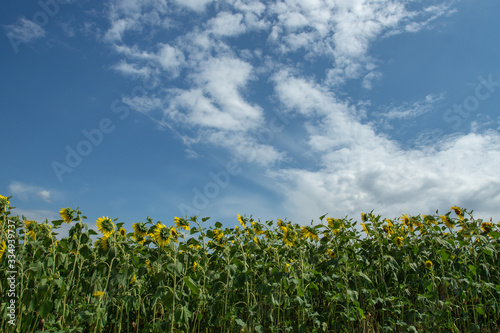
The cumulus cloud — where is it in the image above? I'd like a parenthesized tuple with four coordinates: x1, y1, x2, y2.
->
(98, 0, 498, 223)
(9, 181, 54, 203)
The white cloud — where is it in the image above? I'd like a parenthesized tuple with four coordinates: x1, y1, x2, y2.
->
(209, 12, 247, 37)
(172, 0, 213, 12)
(380, 93, 446, 120)
(4, 17, 46, 43)
(167, 56, 264, 132)
(9, 181, 53, 203)
(268, 75, 500, 222)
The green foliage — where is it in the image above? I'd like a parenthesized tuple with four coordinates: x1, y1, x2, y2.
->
(1, 202, 500, 332)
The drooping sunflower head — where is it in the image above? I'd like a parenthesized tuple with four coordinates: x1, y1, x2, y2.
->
(301, 226, 319, 242)
(119, 227, 126, 237)
(451, 205, 463, 220)
(132, 222, 148, 237)
(93, 291, 105, 297)
(174, 217, 190, 231)
(237, 214, 247, 229)
(395, 237, 403, 248)
(440, 215, 455, 229)
(152, 223, 170, 248)
(0, 195, 10, 213)
(96, 216, 115, 237)
(100, 235, 109, 251)
(133, 234, 146, 245)
(360, 223, 369, 237)
(170, 227, 179, 243)
(59, 207, 73, 224)
(361, 213, 367, 222)
(0, 241, 7, 260)
(24, 220, 37, 240)
(481, 222, 493, 233)
(425, 260, 433, 270)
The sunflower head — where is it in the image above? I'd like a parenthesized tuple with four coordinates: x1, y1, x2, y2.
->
(0, 241, 7, 260)
(481, 222, 493, 233)
(59, 207, 74, 224)
(174, 217, 190, 231)
(152, 223, 170, 248)
(132, 222, 148, 237)
(425, 260, 433, 270)
(96, 216, 115, 237)
(395, 237, 403, 248)
(0, 195, 10, 213)
(451, 206, 463, 220)
(237, 214, 247, 229)
(93, 291, 105, 297)
(440, 215, 455, 229)
(119, 227, 126, 237)
(170, 227, 179, 243)
(100, 235, 109, 250)
(24, 220, 37, 240)
(360, 223, 369, 237)
(361, 213, 367, 222)
(301, 226, 319, 242)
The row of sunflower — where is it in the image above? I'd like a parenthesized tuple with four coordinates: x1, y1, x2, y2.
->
(1, 195, 500, 332)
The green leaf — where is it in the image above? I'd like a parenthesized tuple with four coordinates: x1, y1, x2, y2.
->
(488, 231, 500, 239)
(439, 249, 450, 261)
(167, 261, 184, 276)
(235, 318, 246, 327)
(468, 265, 477, 276)
(38, 300, 53, 318)
(475, 306, 485, 316)
(183, 276, 199, 295)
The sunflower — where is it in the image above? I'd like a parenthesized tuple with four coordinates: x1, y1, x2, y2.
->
(481, 222, 493, 233)
(384, 219, 394, 228)
(361, 213, 367, 222)
(280, 226, 294, 246)
(133, 234, 146, 245)
(382, 224, 394, 237)
(119, 227, 126, 237)
(253, 236, 259, 245)
(193, 261, 198, 271)
(451, 205, 463, 220)
(425, 260, 433, 270)
(301, 226, 319, 242)
(174, 217, 190, 231)
(169, 227, 179, 243)
(130, 275, 136, 285)
(327, 249, 336, 258)
(212, 228, 222, 239)
(395, 237, 403, 248)
(237, 214, 247, 229)
(440, 215, 455, 229)
(253, 222, 264, 236)
(96, 216, 115, 237)
(277, 219, 284, 227)
(100, 235, 109, 251)
(93, 291, 105, 297)
(59, 207, 73, 224)
(360, 223, 369, 237)
(132, 222, 148, 237)
(400, 214, 414, 232)
(24, 220, 37, 240)
(152, 223, 170, 248)
(285, 263, 290, 273)
(0, 241, 6, 260)
(0, 195, 10, 213)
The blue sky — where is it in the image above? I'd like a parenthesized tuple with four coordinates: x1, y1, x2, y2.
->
(2, 0, 500, 235)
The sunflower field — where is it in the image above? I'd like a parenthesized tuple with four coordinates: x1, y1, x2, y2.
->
(1, 194, 500, 332)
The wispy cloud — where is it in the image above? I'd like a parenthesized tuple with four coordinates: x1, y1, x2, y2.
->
(4, 17, 46, 43)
